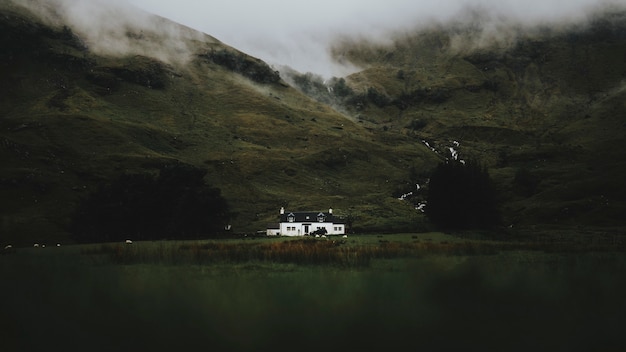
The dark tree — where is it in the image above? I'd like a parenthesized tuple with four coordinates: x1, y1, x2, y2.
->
(331, 77, 353, 97)
(513, 166, 541, 197)
(367, 87, 390, 107)
(71, 164, 231, 243)
(426, 160, 500, 230)
(202, 49, 280, 84)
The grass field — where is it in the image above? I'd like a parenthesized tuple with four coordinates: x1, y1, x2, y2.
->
(2, 233, 626, 351)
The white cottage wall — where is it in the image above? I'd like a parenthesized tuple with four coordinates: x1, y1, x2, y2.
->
(272, 208, 345, 236)
(279, 221, 344, 236)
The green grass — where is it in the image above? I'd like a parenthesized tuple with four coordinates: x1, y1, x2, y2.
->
(64, 232, 626, 268)
(2, 234, 626, 351)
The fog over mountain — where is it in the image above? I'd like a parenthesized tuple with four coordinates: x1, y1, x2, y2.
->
(4, 0, 208, 65)
(4, 0, 623, 77)
(2, 0, 626, 240)
(127, 0, 624, 77)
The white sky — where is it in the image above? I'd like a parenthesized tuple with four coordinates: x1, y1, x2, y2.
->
(125, 0, 621, 77)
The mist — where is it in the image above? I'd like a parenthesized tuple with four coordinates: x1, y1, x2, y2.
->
(6, 0, 209, 65)
(127, 0, 623, 77)
(6, 0, 624, 78)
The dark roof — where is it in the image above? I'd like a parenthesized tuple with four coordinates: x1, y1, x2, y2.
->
(280, 211, 336, 223)
(267, 223, 280, 229)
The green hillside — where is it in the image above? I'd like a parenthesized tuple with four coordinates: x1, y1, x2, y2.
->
(307, 9, 626, 231)
(1, 2, 625, 245)
(0, 3, 439, 245)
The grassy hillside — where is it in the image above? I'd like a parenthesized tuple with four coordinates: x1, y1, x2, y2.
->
(311, 8, 626, 230)
(0, 3, 438, 245)
(2, 2, 625, 245)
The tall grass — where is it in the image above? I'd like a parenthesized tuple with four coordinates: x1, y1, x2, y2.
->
(2, 247, 626, 351)
(79, 236, 626, 267)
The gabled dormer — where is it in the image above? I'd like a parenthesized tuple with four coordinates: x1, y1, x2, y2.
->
(317, 212, 326, 222)
(287, 213, 295, 223)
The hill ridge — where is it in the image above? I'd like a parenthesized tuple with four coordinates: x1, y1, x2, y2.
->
(1, 1, 626, 245)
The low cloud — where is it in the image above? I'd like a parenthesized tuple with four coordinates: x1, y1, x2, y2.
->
(7, 0, 625, 77)
(8, 0, 208, 65)
(128, 0, 624, 77)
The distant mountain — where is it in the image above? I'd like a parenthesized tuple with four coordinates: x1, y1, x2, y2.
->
(1, 1, 625, 245)
(287, 6, 626, 232)
(0, 0, 439, 244)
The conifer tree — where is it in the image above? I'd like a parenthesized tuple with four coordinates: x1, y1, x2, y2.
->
(71, 164, 231, 242)
(426, 160, 500, 230)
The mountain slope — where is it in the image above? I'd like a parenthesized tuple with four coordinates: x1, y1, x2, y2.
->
(2, 1, 626, 245)
(0, 2, 438, 245)
(316, 7, 626, 230)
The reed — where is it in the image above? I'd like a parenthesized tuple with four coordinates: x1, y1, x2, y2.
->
(79, 235, 626, 267)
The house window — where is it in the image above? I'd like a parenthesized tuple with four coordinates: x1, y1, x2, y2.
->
(317, 213, 325, 222)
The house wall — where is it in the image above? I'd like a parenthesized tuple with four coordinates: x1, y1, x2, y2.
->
(279, 222, 344, 236)
(267, 228, 280, 236)
(331, 224, 345, 235)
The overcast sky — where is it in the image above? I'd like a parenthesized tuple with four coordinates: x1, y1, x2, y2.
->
(126, 0, 620, 77)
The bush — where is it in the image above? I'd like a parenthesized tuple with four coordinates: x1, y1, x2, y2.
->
(367, 87, 390, 107)
(513, 166, 541, 196)
(71, 164, 231, 242)
(425, 160, 500, 230)
(392, 87, 450, 108)
(292, 72, 326, 94)
(202, 49, 280, 84)
(406, 119, 427, 131)
(109, 57, 168, 89)
(331, 77, 354, 97)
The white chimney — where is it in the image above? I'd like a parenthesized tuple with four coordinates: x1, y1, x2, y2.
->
(329, 208, 333, 214)
(280, 207, 285, 214)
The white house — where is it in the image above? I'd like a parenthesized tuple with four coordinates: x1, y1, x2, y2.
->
(267, 207, 345, 236)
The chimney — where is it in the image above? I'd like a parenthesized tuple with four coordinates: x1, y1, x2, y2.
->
(280, 207, 285, 215)
(329, 208, 333, 214)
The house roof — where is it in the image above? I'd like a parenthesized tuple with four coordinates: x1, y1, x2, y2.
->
(280, 211, 337, 223)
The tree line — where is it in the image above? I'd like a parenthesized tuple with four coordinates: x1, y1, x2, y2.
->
(71, 164, 231, 243)
(426, 160, 500, 230)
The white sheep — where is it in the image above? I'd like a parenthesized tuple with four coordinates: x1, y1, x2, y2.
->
(4, 244, 12, 250)
(33, 243, 39, 248)
(125, 239, 133, 244)
(315, 234, 320, 238)
(342, 235, 348, 238)
(321, 235, 327, 238)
